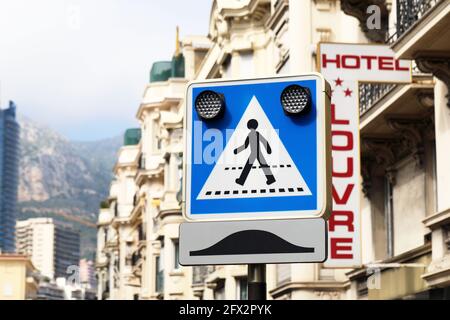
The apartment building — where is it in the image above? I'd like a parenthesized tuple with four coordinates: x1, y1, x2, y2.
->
(346, 0, 450, 299)
(16, 218, 81, 280)
(96, 129, 141, 300)
(97, 0, 450, 300)
(79, 259, 96, 289)
(96, 33, 212, 299)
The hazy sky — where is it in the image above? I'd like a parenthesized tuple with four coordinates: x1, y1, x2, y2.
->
(0, 0, 212, 141)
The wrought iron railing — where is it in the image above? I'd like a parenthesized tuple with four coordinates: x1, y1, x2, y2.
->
(387, 0, 441, 43)
(359, 83, 397, 116)
(359, 61, 431, 115)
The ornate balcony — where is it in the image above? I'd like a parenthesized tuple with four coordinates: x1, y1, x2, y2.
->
(388, 0, 450, 59)
(388, 0, 440, 43)
(359, 65, 432, 116)
(360, 83, 397, 116)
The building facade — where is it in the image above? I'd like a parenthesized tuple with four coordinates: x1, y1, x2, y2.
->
(97, 0, 450, 300)
(0, 101, 20, 253)
(79, 259, 97, 289)
(96, 129, 141, 300)
(16, 218, 81, 280)
(0, 254, 38, 300)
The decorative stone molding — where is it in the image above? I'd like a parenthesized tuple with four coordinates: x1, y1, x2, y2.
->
(422, 254, 450, 288)
(191, 284, 205, 299)
(314, 0, 335, 12)
(150, 240, 162, 251)
(269, 281, 350, 300)
(386, 116, 425, 168)
(215, 15, 229, 45)
(361, 156, 376, 197)
(314, 290, 342, 300)
(340, 0, 389, 43)
(362, 136, 399, 185)
(209, 0, 271, 45)
(415, 54, 450, 108)
(316, 28, 332, 42)
(416, 90, 435, 109)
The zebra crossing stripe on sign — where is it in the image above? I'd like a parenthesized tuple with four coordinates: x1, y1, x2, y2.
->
(197, 96, 312, 200)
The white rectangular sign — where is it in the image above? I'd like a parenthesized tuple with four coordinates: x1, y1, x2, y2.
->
(179, 218, 327, 265)
(318, 43, 411, 268)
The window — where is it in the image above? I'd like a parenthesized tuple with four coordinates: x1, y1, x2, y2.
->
(173, 239, 180, 270)
(155, 255, 164, 293)
(384, 176, 394, 258)
(236, 277, 248, 300)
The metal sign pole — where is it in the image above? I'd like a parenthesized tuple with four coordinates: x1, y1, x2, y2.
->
(248, 264, 266, 300)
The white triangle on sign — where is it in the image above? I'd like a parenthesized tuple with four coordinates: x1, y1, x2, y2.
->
(197, 96, 312, 200)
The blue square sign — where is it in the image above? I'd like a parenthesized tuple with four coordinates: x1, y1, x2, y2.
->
(183, 74, 331, 221)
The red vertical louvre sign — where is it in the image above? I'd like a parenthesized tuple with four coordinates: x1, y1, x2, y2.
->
(318, 43, 411, 267)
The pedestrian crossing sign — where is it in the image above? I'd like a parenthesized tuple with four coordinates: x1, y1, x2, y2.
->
(183, 74, 332, 221)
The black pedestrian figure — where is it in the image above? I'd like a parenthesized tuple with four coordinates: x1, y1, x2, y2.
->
(234, 119, 276, 186)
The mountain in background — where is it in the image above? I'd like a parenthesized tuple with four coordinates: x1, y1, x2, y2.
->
(17, 116, 123, 259)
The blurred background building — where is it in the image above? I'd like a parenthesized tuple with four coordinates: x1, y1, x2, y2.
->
(96, 0, 450, 300)
(79, 258, 97, 290)
(0, 101, 20, 253)
(13, 218, 96, 300)
(16, 217, 80, 280)
(0, 254, 38, 300)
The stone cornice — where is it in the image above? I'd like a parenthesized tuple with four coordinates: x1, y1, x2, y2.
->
(423, 207, 450, 229)
(415, 54, 450, 108)
(135, 165, 164, 186)
(209, 0, 271, 44)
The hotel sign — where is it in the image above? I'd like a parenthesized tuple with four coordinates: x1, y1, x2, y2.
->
(318, 43, 411, 268)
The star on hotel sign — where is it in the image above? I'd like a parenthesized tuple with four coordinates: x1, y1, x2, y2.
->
(334, 77, 343, 86)
(344, 88, 352, 97)
(332, 78, 352, 97)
